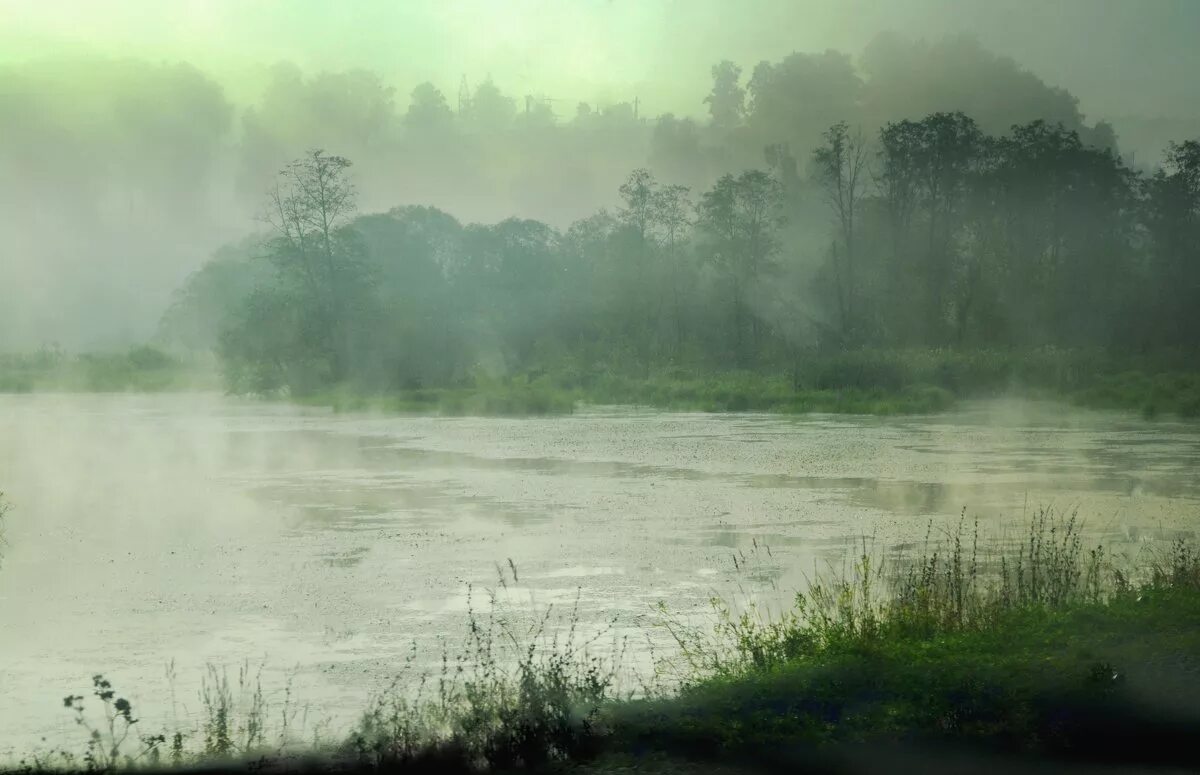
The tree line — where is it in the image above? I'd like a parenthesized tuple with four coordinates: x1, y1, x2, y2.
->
(165, 112, 1199, 396)
(9, 34, 1181, 348)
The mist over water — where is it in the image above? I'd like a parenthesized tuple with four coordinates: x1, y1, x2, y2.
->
(2, 3, 1200, 768)
(1, 393, 1196, 753)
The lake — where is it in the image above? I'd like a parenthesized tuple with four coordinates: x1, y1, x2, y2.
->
(1, 393, 1197, 756)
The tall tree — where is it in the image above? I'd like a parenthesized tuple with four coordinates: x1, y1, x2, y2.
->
(877, 112, 984, 343)
(812, 121, 871, 342)
(404, 82, 455, 134)
(697, 171, 784, 364)
(652, 184, 694, 353)
(1145, 140, 1200, 345)
(618, 169, 661, 369)
(260, 149, 365, 382)
(704, 60, 745, 133)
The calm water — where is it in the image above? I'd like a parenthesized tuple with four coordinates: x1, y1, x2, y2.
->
(1, 393, 1197, 754)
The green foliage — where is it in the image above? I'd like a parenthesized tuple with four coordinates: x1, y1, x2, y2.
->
(195, 125, 1199, 417)
(60, 675, 165, 772)
(199, 664, 266, 759)
(346, 585, 622, 771)
(629, 511, 1200, 760)
(0, 347, 205, 393)
(1072, 371, 1200, 418)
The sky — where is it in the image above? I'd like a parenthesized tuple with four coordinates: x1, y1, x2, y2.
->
(2, 0, 1199, 121)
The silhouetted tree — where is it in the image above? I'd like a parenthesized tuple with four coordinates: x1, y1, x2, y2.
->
(697, 171, 784, 364)
(812, 122, 871, 342)
(704, 60, 745, 133)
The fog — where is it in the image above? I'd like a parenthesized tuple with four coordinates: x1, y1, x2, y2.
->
(2, 5, 1200, 767)
(3, 0, 1199, 348)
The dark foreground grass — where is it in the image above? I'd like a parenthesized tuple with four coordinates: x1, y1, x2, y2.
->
(16, 511, 1200, 774)
(610, 588, 1200, 770)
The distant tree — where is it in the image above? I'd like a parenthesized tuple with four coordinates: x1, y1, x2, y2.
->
(618, 169, 658, 246)
(980, 120, 1136, 345)
(812, 122, 871, 342)
(157, 240, 269, 352)
(860, 33, 1085, 137)
(877, 112, 985, 343)
(238, 65, 397, 200)
(652, 184, 694, 352)
(253, 149, 366, 385)
(650, 114, 706, 188)
(764, 143, 801, 200)
(465, 78, 517, 131)
(704, 60, 745, 132)
(745, 51, 863, 160)
(1144, 139, 1200, 345)
(404, 82, 455, 134)
(618, 169, 661, 369)
(517, 96, 557, 130)
(354, 206, 466, 386)
(572, 102, 594, 125)
(460, 218, 561, 370)
(697, 171, 784, 363)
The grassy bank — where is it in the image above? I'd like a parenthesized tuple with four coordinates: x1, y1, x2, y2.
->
(0, 347, 215, 393)
(295, 347, 1199, 419)
(21, 511, 1200, 773)
(3, 345, 1196, 419)
(604, 518, 1200, 770)
(349, 514, 1200, 772)
(300, 373, 954, 418)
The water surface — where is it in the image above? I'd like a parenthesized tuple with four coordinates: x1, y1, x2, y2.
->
(1, 394, 1197, 753)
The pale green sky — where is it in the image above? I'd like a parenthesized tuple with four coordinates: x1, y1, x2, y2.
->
(2, 0, 1198, 118)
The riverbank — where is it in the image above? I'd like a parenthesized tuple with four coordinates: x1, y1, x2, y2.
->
(0, 348, 216, 393)
(16, 512, 1199, 773)
(298, 375, 956, 417)
(376, 514, 1200, 773)
(4, 347, 1197, 420)
(303, 347, 1200, 419)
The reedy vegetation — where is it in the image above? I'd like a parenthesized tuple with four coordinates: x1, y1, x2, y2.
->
(19, 510, 1200, 771)
(0, 347, 204, 394)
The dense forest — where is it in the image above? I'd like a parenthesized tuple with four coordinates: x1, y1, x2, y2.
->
(6, 33, 1197, 349)
(162, 117, 1200, 402)
(4, 34, 1196, 404)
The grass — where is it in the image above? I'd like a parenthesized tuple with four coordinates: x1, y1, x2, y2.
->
(297, 375, 579, 417)
(290, 347, 1200, 419)
(793, 346, 1200, 418)
(18, 510, 1200, 773)
(5, 345, 1196, 419)
(611, 512, 1200, 767)
(345, 586, 624, 771)
(295, 368, 956, 418)
(1071, 371, 1200, 419)
(0, 347, 214, 393)
(575, 371, 955, 415)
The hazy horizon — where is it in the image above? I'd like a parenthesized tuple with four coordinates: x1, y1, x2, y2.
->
(3, 0, 1200, 349)
(3, 0, 1199, 123)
